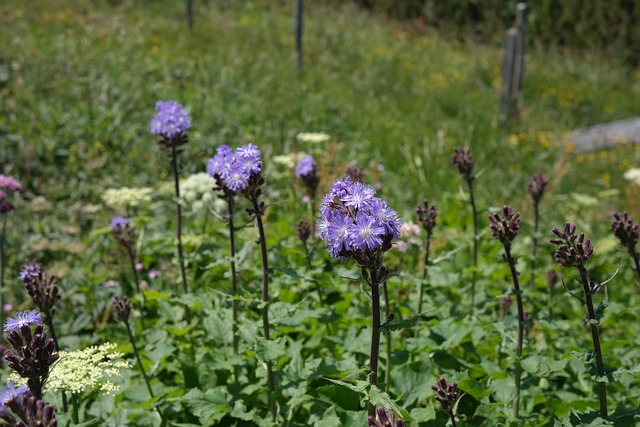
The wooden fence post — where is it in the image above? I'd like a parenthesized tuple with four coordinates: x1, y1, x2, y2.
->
(295, 0, 304, 73)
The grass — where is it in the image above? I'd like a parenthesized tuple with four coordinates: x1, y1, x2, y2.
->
(1, 0, 640, 425)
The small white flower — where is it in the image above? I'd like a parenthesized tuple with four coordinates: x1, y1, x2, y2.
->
(296, 132, 331, 144)
(623, 168, 640, 186)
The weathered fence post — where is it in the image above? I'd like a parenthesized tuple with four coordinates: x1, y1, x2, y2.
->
(186, 0, 194, 32)
(500, 3, 527, 123)
(295, 0, 304, 73)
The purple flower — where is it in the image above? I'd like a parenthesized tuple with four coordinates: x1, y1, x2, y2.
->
(0, 383, 30, 410)
(295, 156, 316, 178)
(3, 304, 12, 313)
(18, 261, 43, 282)
(318, 177, 400, 259)
(207, 143, 262, 192)
(135, 263, 143, 271)
(150, 100, 191, 138)
(0, 190, 6, 200)
(0, 175, 22, 192)
(104, 280, 117, 288)
(149, 270, 160, 279)
(207, 145, 232, 178)
(4, 310, 42, 332)
(110, 216, 131, 231)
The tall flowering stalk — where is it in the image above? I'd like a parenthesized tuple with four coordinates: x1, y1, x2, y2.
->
(317, 177, 400, 416)
(208, 143, 276, 421)
(0, 175, 22, 341)
(111, 217, 140, 294)
(609, 212, 640, 282)
(416, 199, 437, 315)
(550, 223, 608, 417)
(207, 145, 241, 378)
(3, 311, 59, 399)
(489, 205, 524, 417)
(451, 148, 478, 308)
(151, 100, 191, 294)
(526, 173, 548, 287)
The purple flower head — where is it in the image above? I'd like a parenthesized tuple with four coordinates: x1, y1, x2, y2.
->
(0, 190, 6, 200)
(0, 382, 29, 409)
(207, 143, 262, 192)
(4, 310, 42, 332)
(207, 145, 233, 178)
(18, 261, 44, 282)
(318, 178, 400, 261)
(149, 270, 160, 279)
(0, 201, 14, 214)
(295, 156, 316, 178)
(432, 377, 461, 416)
(150, 100, 191, 138)
(0, 175, 22, 192)
(0, 383, 30, 410)
(111, 216, 135, 248)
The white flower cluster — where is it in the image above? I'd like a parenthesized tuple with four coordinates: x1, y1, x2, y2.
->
(623, 168, 640, 187)
(11, 342, 131, 395)
(296, 132, 331, 144)
(179, 172, 216, 214)
(101, 187, 153, 210)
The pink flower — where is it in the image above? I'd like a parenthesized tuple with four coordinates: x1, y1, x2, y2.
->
(135, 263, 143, 271)
(149, 270, 160, 279)
(104, 280, 117, 288)
(0, 175, 22, 191)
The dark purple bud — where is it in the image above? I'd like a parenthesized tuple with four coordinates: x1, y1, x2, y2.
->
(113, 296, 132, 323)
(451, 147, 475, 185)
(432, 377, 460, 415)
(550, 223, 594, 268)
(296, 219, 312, 242)
(345, 165, 363, 183)
(609, 211, 639, 250)
(111, 216, 136, 248)
(489, 205, 520, 246)
(499, 295, 513, 319)
(526, 173, 548, 204)
(416, 199, 437, 235)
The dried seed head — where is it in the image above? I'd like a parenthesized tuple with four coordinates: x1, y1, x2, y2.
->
(489, 205, 521, 247)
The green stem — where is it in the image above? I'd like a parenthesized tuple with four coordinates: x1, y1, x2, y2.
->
(71, 393, 80, 425)
(418, 232, 431, 315)
(251, 196, 277, 422)
(578, 265, 608, 418)
(126, 246, 145, 330)
(504, 245, 524, 418)
(125, 320, 155, 399)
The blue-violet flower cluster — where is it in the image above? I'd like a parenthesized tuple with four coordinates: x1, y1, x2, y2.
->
(318, 178, 400, 259)
(295, 156, 315, 178)
(4, 311, 42, 333)
(207, 144, 262, 192)
(150, 100, 191, 139)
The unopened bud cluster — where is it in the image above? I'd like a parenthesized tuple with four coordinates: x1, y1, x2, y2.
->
(0, 388, 58, 427)
(367, 406, 405, 427)
(19, 262, 60, 322)
(550, 223, 594, 268)
(489, 205, 521, 247)
(526, 173, 548, 204)
(296, 219, 312, 242)
(432, 377, 460, 414)
(416, 199, 437, 235)
(451, 148, 475, 185)
(111, 217, 136, 248)
(113, 296, 132, 323)
(609, 211, 639, 250)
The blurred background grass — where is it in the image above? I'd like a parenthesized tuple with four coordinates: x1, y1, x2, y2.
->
(1, 0, 639, 237)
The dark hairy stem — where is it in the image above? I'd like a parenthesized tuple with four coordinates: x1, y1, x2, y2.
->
(368, 267, 382, 417)
(468, 181, 478, 309)
(418, 232, 432, 315)
(577, 265, 608, 417)
(0, 216, 6, 342)
(125, 320, 154, 398)
(530, 202, 540, 289)
(170, 145, 188, 294)
(227, 198, 239, 381)
(302, 239, 323, 306)
(448, 409, 458, 427)
(251, 197, 277, 422)
(504, 245, 524, 418)
(126, 246, 146, 330)
(630, 246, 640, 283)
(44, 315, 68, 412)
(382, 281, 391, 393)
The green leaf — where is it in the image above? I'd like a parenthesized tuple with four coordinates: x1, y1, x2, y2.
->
(457, 378, 491, 399)
(173, 388, 230, 424)
(379, 311, 434, 333)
